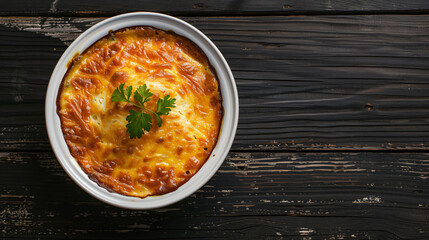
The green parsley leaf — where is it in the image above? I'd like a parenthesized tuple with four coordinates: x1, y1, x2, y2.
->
(154, 113, 163, 127)
(126, 110, 153, 139)
(125, 110, 144, 139)
(112, 84, 176, 139)
(141, 113, 153, 132)
(111, 83, 133, 102)
(134, 84, 153, 107)
(124, 85, 132, 100)
(153, 95, 176, 127)
(156, 95, 176, 115)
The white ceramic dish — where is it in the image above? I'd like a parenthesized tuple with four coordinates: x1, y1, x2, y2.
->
(45, 12, 238, 209)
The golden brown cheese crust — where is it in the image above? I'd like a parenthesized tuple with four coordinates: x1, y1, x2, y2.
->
(57, 27, 222, 198)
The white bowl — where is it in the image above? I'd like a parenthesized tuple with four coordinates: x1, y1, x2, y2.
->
(45, 12, 238, 209)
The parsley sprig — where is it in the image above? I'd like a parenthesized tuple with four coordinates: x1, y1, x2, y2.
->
(111, 83, 176, 139)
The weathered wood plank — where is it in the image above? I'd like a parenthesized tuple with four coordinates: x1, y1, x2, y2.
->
(1, 151, 428, 239)
(1, 16, 429, 151)
(2, 0, 429, 16)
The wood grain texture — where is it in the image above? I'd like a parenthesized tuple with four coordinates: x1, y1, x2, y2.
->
(1, 15, 429, 151)
(1, 0, 429, 16)
(1, 151, 428, 239)
(2, 9, 429, 240)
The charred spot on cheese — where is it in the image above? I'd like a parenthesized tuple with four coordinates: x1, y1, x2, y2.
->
(110, 71, 129, 86)
(57, 26, 222, 198)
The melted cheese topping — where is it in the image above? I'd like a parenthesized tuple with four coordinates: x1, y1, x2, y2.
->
(57, 27, 222, 198)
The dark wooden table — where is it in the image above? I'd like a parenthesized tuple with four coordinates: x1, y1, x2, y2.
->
(2, 1, 429, 239)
